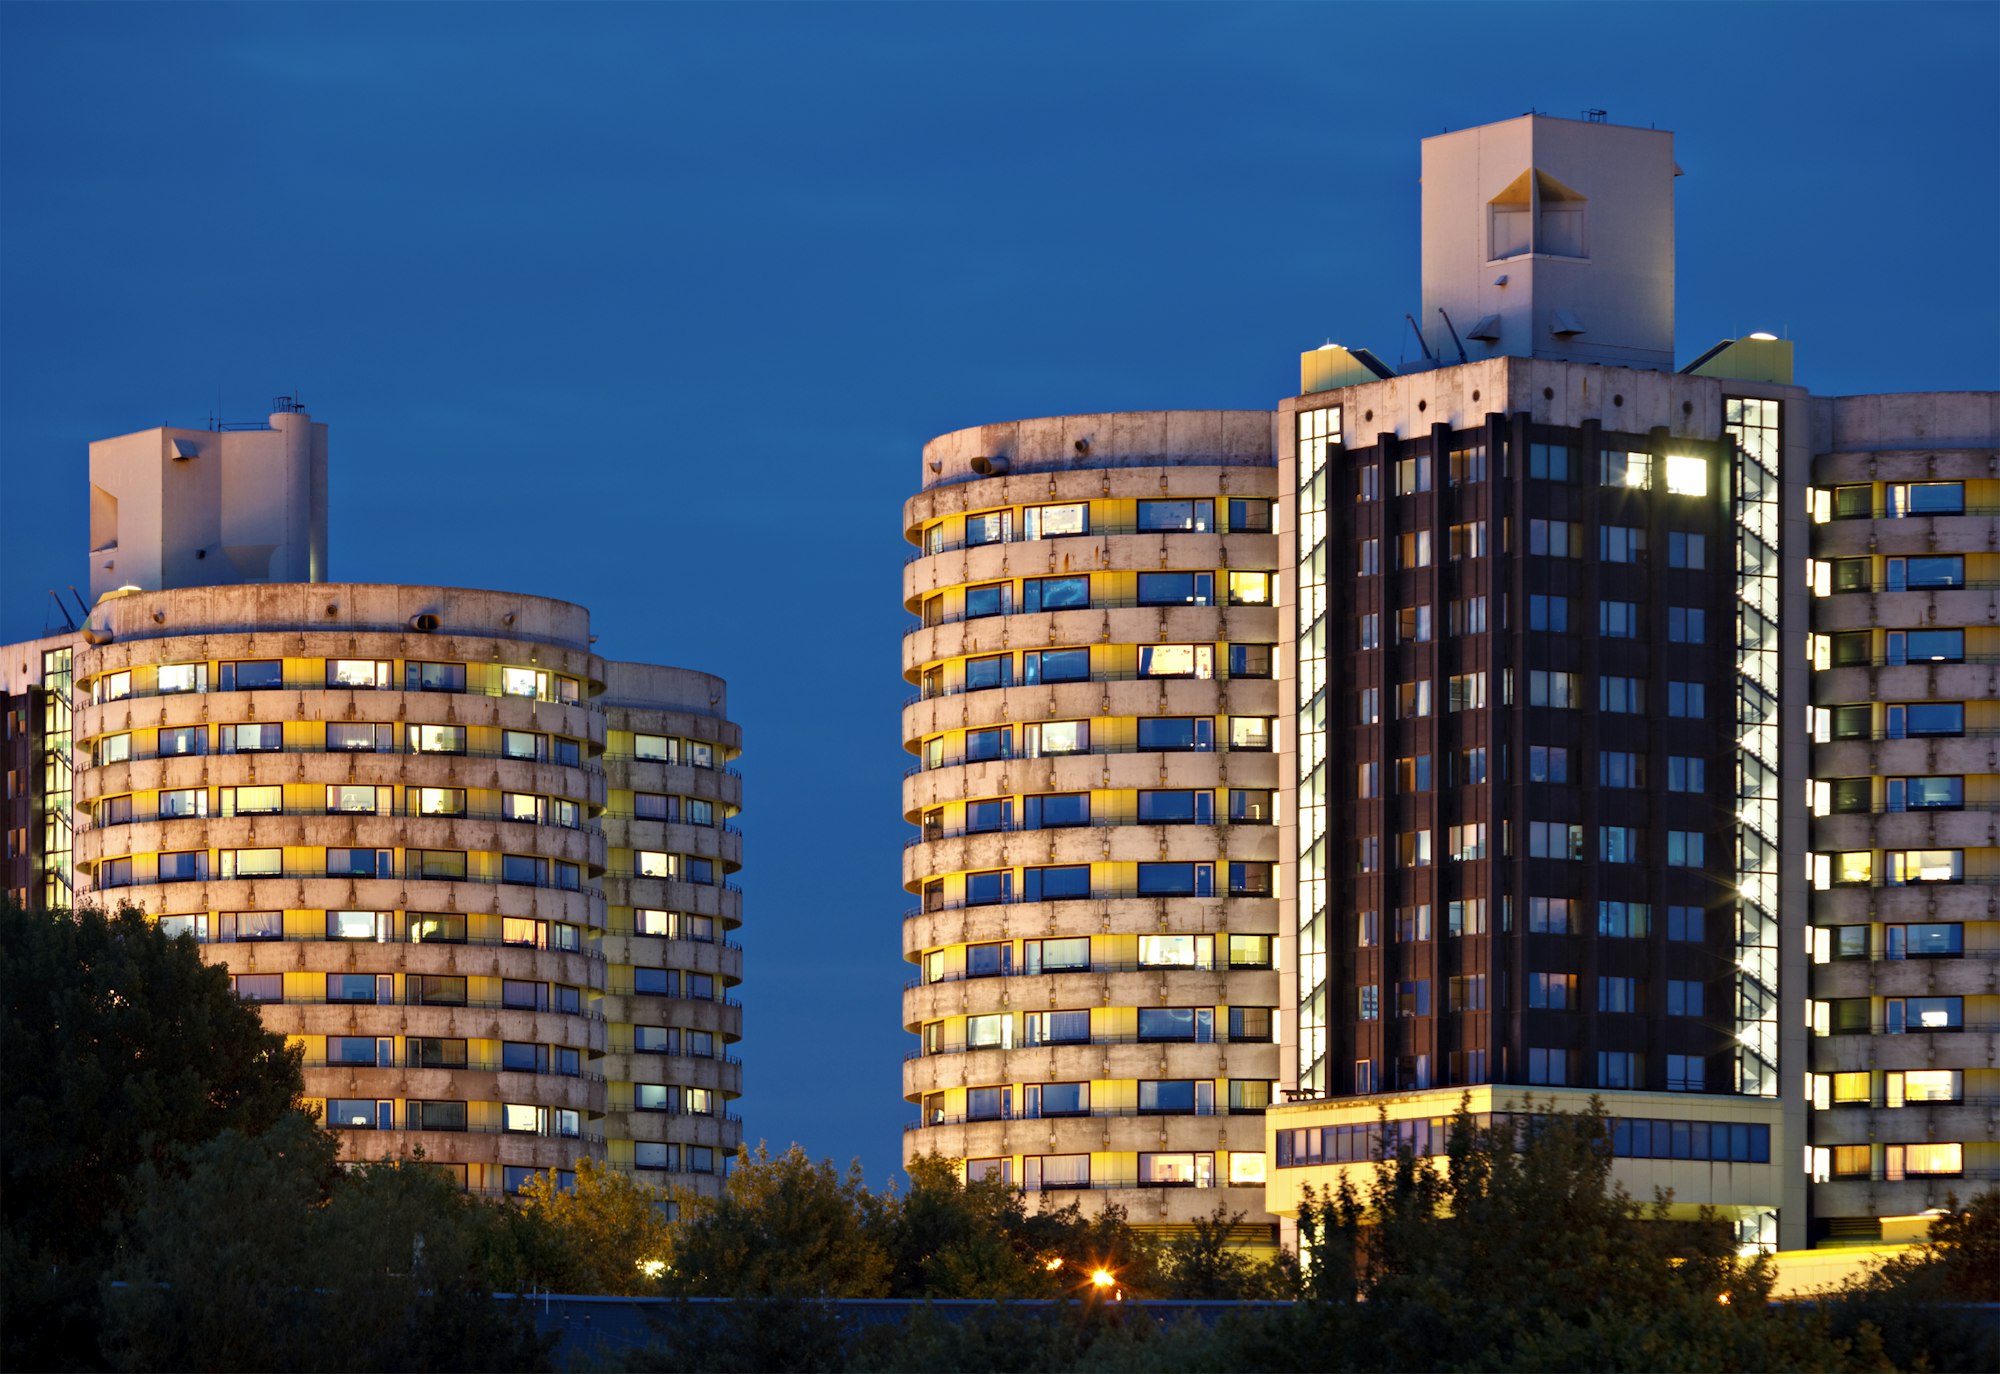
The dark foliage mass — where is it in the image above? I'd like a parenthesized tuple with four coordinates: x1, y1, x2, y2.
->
(4, 900, 1993, 1373)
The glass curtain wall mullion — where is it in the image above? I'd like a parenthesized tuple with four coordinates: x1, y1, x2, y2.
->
(1296, 405, 1338, 1093)
(40, 647, 74, 909)
(1726, 396, 1783, 1096)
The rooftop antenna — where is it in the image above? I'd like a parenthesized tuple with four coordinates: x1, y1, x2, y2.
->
(1404, 314, 1438, 365)
(46, 591, 76, 633)
(1437, 309, 1469, 365)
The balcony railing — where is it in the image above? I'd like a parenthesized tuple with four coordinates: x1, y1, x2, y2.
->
(90, 742, 606, 776)
(906, 814, 1274, 847)
(905, 885, 1272, 920)
(904, 594, 1273, 639)
(904, 668, 1271, 710)
(906, 1103, 1255, 1130)
(905, 959, 1274, 990)
(906, 1031, 1272, 1061)
(905, 737, 1271, 777)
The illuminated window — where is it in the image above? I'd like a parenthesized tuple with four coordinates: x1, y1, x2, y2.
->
(1663, 455, 1707, 496)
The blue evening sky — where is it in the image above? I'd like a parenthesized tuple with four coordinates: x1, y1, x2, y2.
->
(3, 2, 1995, 1186)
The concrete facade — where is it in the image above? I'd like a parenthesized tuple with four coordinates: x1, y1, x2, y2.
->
(901, 411, 1283, 1240)
(1805, 390, 2000, 1239)
(6, 579, 745, 1198)
(88, 402, 329, 603)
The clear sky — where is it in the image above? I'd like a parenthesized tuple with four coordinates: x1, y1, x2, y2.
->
(2, 1, 1995, 1186)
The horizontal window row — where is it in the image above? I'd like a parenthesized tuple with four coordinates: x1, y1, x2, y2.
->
(923, 644, 1275, 701)
(919, 1078, 1267, 1124)
(95, 785, 584, 828)
(916, 498, 1274, 559)
(919, 570, 1274, 629)
(615, 734, 723, 768)
(920, 788, 1275, 840)
(234, 972, 585, 1012)
(626, 1026, 724, 1058)
(966, 1152, 1267, 1190)
(1816, 849, 1976, 887)
(1815, 555, 1980, 595)
(1358, 749, 1706, 796)
(1814, 702, 1971, 740)
(1274, 1112, 1769, 1170)
(312, 1033, 584, 1076)
(629, 1084, 723, 1116)
(1814, 921, 1976, 962)
(1813, 996, 1972, 1034)
(1813, 775, 1979, 814)
(93, 724, 587, 767)
(632, 1143, 723, 1175)
(923, 861, 1273, 910)
(917, 933, 1273, 984)
(1812, 1143, 1970, 1182)
(156, 910, 584, 949)
(95, 848, 584, 890)
(625, 852, 720, 885)
(88, 659, 582, 705)
(1815, 627, 1974, 667)
(321, 1097, 582, 1137)
(1811, 1069, 1965, 1109)
(919, 1006, 1273, 1055)
(614, 968, 727, 1000)
(1354, 825, 1709, 872)
(1818, 480, 1968, 521)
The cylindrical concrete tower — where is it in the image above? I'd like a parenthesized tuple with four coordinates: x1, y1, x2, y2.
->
(600, 661, 745, 1197)
(901, 411, 1283, 1244)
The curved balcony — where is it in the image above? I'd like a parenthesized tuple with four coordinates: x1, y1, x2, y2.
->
(595, 994, 741, 1039)
(1812, 811, 2000, 851)
(600, 1051, 742, 1096)
(602, 818, 743, 872)
(906, 1109, 1274, 1147)
(328, 1126, 604, 1171)
(902, 676, 1280, 739)
(303, 1064, 600, 1113)
(901, 966, 1280, 1027)
(1810, 1028, 2000, 1075)
(599, 872, 742, 925)
(904, 824, 1279, 889)
(901, 1038, 1281, 1097)
(1810, 514, 2000, 559)
(1811, 883, 2000, 924)
(78, 813, 605, 874)
(904, 614, 1272, 690)
(76, 688, 605, 755)
(252, 1000, 606, 1052)
(1811, 449, 1998, 486)
(1808, 956, 2000, 1000)
(1813, 588, 2000, 634)
(903, 895, 1279, 953)
(597, 934, 743, 982)
(598, 756, 744, 810)
(609, 1110, 742, 1152)
(1812, 663, 2000, 709)
(78, 749, 606, 811)
(203, 937, 599, 985)
(904, 530, 1278, 598)
(87, 873, 603, 927)
(904, 751, 1281, 816)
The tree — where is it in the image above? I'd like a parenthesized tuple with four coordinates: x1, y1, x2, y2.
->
(101, 1118, 549, 1372)
(515, 1156, 676, 1296)
(665, 1144, 892, 1298)
(1279, 1099, 1877, 1373)
(1, 900, 306, 1371)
